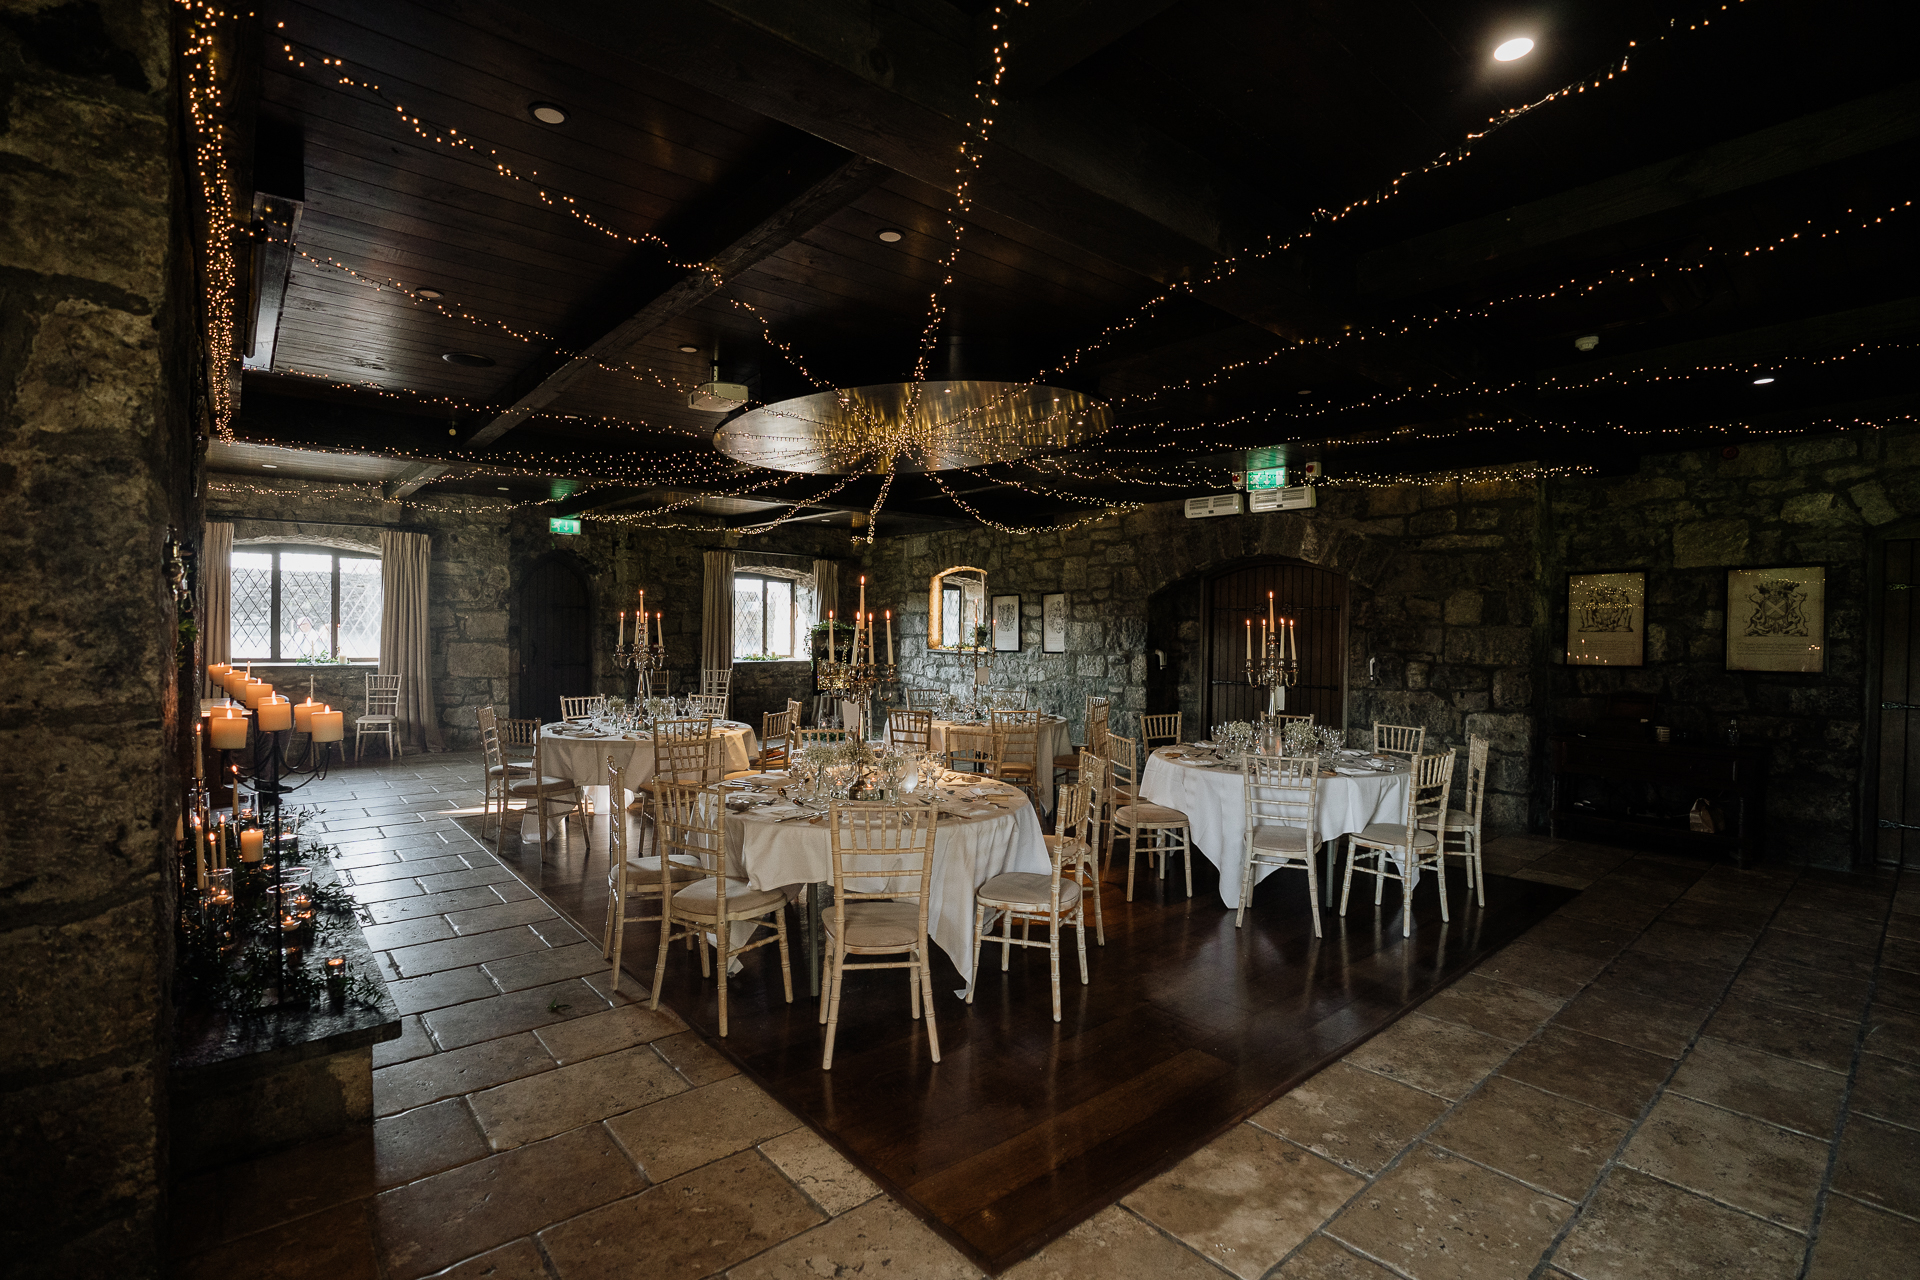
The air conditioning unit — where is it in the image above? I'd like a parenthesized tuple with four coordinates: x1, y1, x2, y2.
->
(1185, 493, 1243, 519)
(1248, 484, 1317, 513)
(688, 381, 751, 413)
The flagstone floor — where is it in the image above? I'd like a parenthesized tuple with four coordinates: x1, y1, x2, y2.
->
(170, 752, 1920, 1279)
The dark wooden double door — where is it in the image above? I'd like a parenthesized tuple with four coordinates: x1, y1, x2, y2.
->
(519, 556, 591, 723)
(1204, 560, 1347, 729)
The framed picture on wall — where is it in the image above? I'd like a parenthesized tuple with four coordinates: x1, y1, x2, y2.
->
(991, 594, 1022, 652)
(1042, 592, 1068, 653)
(1726, 565, 1825, 672)
(1566, 571, 1645, 666)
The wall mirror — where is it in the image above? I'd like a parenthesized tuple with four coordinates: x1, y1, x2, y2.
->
(928, 566, 988, 649)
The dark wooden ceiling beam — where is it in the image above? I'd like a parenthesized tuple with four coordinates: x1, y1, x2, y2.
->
(1533, 296, 1920, 383)
(1358, 81, 1920, 296)
(462, 154, 890, 449)
(383, 463, 452, 500)
(984, 0, 1183, 94)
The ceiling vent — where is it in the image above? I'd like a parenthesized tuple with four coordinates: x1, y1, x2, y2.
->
(1247, 485, 1318, 513)
(1184, 493, 1243, 519)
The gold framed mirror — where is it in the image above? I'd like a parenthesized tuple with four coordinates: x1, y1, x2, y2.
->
(928, 566, 988, 650)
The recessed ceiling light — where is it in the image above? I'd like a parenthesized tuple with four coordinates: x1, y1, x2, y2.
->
(442, 351, 495, 367)
(1574, 334, 1599, 351)
(529, 102, 569, 125)
(1297, 389, 1313, 395)
(261, 463, 277, 468)
(1493, 37, 1534, 61)
(497, 486, 509, 491)
(415, 287, 443, 299)
(1753, 376, 1776, 385)
(678, 344, 699, 353)
(876, 228, 904, 243)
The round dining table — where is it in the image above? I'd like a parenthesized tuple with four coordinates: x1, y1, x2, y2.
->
(517, 720, 762, 840)
(885, 714, 1072, 812)
(1138, 747, 1412, 909)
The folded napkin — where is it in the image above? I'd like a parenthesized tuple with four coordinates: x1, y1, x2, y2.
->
(1335, 766, 1380, 776)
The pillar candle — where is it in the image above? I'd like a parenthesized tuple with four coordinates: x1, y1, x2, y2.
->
(207, 662, 230, 683)
(886, 610, 894, 663)
(618, 610, 625, 646)
(243, 680, 272, 710)
(828, 610, 836, 661)
(239, 828, 264, 863)
(258, 695, 293, 732)
(1268, 591, 1276, 633)
(209, 709, 248, 749)
(1289, 619, 1297, 662)
(294, 697, 320, 733)
(193, 720, 204, 780)
(194, 819, 208, 891)
(310, 708, 344, 743)
(655, 611, 663, 648)
(1246, 618, 1252, 661)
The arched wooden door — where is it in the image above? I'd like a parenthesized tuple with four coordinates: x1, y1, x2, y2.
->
(518, 556, 591, 723)
(1204, 560, 1348, 729)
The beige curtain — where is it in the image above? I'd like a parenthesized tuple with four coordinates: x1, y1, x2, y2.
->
(813, 558, 840, 629)
(701, 549, 736, 674)
(200, 522, 232, 699)
(379, 530, 445, 751)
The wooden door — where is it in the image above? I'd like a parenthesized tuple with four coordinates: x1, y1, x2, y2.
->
(1876, 540, 1920, 866)
(1204, 561, 1347, 730)
(519, 556, 591, 723)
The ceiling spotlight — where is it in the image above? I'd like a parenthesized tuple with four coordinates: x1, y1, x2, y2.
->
(497, 486, 509, 491)
(1753, 376, 1776, 385)
(1574, 334, 1599, 351)
(529, 102, 569, 125)
(441, 351, 495, 367)
(415, 287, 443, 299)
(1493, 37, 1534, 61)
(261, 463, 277, 468)
(876, 228, 904, 243)
(1297, 389, 1313, 396)
(678, 344, 699, 353)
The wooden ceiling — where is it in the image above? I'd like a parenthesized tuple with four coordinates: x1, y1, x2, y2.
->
(220, 0, 1920, 531)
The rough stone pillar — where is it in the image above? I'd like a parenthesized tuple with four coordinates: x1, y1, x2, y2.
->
(0, 2, 191, 1275)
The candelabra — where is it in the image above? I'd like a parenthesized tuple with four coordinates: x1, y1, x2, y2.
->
(613, 636, 669, 700)
(818, 656, 899, 739)
(1245, 634, 1301, 712)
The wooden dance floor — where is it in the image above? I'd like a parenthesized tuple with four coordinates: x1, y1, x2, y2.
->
(482, 806, 1575, 1273)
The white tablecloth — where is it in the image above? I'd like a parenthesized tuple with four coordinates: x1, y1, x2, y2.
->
(723, 772, 1048, 985)
(1139, 750, 1411, 909)
(538, 721, 760, 787)
(885, 715, 1072, 812)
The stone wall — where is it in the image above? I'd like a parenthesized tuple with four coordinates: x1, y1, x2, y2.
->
(0, 2, 190, 1273)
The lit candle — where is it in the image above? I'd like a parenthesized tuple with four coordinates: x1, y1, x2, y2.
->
(828, 610, 836, 661)
(618, 610, 625, 646)
(193, 817, 207, 891)
(242, 680, 272, 710)
(1246, 618, 1252, 661)
(294, 697, 320, 733)
(886, 610, 894, 663)
(1268, 591, 1276, 634)
(258, 695, 293, 732)
(325, 956, 346, 980)
(655, 611, 663, 648)
(1289, 619, 1297, 662)
(193, 720, 204, 780)
(310, 708, 344, 743)
(209, 708, 247, 749)
(240, 829, 264, 863)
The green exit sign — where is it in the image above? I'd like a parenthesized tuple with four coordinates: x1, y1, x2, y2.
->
(1246, 446, 1285, 472)
(548, 516, 582, 536)
(1247, 467, 1287, 490)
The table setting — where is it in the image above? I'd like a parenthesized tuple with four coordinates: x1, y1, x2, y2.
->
(884, 708, 1072, 812)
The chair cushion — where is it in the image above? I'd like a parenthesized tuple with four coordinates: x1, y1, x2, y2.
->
(1442, 808, 1477, 830)
(507, 776, 577, 796)
(1353, 822, 1438, 849)
(1251, 824, 1312, 853)
(486, 762, 536, 777)
(824, 899, 924, 949)
(1115, 803, 1189, 827)
(976, 872, 1082, 911)
(357, 716, 395, 726)
(671, 878, 786, 919)
(624, 853, 705, 882)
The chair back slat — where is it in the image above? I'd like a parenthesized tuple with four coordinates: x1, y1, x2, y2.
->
(1087, 701, 1112, 758)
(759, 710, 792, 770)
(654, 782, 726, 887)
(478, 707, 504, 773)
(1463, 734, 1489, 823)
(1141, 712, 1182, 751)
(905, 687, 943, 711)
(499, 716, 539, 751)
(560, 695, 606, 720)
(945, 725, 997, 775)
(797, 726, 854, 749)
(1243, 752, 1319, 843)
(990, 709, 1040, 772)
(653, 717, 720, 784)
(827, 802, 938, 909)
(700, 667, 733, 699)
(1374, 722, 1426, 757)
(1407, 749, 1456, 832)
(687, 693, 729, 719)
(890, 708, 934, 755)
(1105, 734, 1139, 806)
(365, 674, 402, 717)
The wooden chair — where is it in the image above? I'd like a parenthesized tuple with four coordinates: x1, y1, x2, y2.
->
(1443, 735, 1490, 906)
(601, 754, 703, 993)
(632, 718, 718, 852)
(969, 780, 1092, 1021)
(1372, 722, 1426, 758)
(890, 708, 934, 757)
(559, 695, 605, 720)
(1106, 734, 1194, 900)
(647, 781, 792, 1036)
(820, 801, 941, 1069)
(355, 673, 402, 760)
(945, 725, 997, 776)
(1341, 749, 1455, 937)
(700, 667, 733, 716)
(810, 693, 840, 729)
(1239, 753, 1322, 933)
(1072, 753, 1110, 945)
(1057, 698, 1109, 789)
(497, 731, 588, 861)
(1141, 712, 1183, 752)
(499, 714, 540, 770)
(905, 687, 943, 711)
(687, 693, 729, 719)
(987, 687, 1029, 710)
(991, 709, 1041, 797)
(756, 709, 792, 771)
(796, 726, 854, 750)
(786, 697, 805, 729)
(643, 671, 673, 697)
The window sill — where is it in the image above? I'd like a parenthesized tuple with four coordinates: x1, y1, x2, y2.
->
(734, 658, 810, 665)
(234, 661, 379, 669)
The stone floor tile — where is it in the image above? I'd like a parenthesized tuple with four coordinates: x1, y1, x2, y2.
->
(353, 876, 428, 904)
(1471, 942, 1607, 998)
(421, 1237, 550, 1279)
(1805, 1192, 1920, 1280)
(175, 1199, 378, 1280)
(374, 1014, 436, 1069)
(217, 1128, 376, 1242)
(532, 1002, 688, 1065)
(467, 1043, 689, 1151)
(1656, 900, 1772, 937)
(726, 1191, 982, 1280)
(376, 1123, 646, 1280)
(1517, 914, 1637, 959)
(1832, 1113, 1920, 1221)
(1248, 1059, 1450, 1176)
(1882, 937, 1920, 975)
(388, 926, 549, 979)
(490, 875, 538, 903)
(1877, 967, 1920, 1014)
(385, 965, 498, 1018)
(1851, 1051, 1920, 1129)
(1326, 1143, 1571, 1280)
(757, 1129, 881, 1217)
(1123, 1125, 1363, 1280)
(1592, 951, 1729, 1005)
(352, 854, 472, 884)
(1553, 1166, 1804, 1280)
(539, 1149, 822, 1280)
(1620, 1094, 1828, 1230)
(482, 941, 607, 993)
(1705, 996, 1860, 1072)
(999, 1205, 1219, 1279)
(1749, 927, 1879, 976)
(529, 915, 589, 948)
(421, 977, 611, 1051)
(374, 1032, 556, 1117)
(1524, 847, 1635, 880)
(444, 896, 559, 936)
(1784, 882, 1889, 921)
(1771, 903, 1881, 939)
(333, 849, 402, 869)
(413, 864, 521, 897)
(653, 1028, 744, 1086)
(368, 886, 512, 924)
(1726, 958, 1873, 1018)
(605, 1075, 800, 1182)
(375, 1098, 490, 1190)
(1551, 895, 1665, 932)
(1551, 984, 1711, 1058)
(1514, 869, 1594, 889)
(1418, 973, 1566, 1043)
(1343, 1013, 1515, 1099)
(362, 916, 459, 953)
(1498, 1026, 1674, 1119)
(1864, 1002, 1920, 1063)
(1267, 1234, 1403, 1279)
(1668, 1037, 1847, 1137)
(1427, 1076, 1631, 1201)
(1626, 924, 1754, 971)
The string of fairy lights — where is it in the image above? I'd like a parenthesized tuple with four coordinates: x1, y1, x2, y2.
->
(175, 0, 1902, 536)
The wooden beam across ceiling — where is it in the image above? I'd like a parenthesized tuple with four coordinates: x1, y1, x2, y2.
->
(984, 0, 1185, 94)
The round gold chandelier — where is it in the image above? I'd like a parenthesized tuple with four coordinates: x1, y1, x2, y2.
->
(711, 381, 1111, 475)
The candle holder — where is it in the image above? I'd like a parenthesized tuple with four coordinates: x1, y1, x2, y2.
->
(613, 638, 669, 701)
(1245, 634, 1301, 711)
(816, 658, 899, 739)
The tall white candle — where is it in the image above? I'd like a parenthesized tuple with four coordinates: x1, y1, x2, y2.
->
(886, 610, 894, 663)
(618, 610, 625, 646)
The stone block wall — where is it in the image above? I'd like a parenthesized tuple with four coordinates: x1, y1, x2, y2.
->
(0, 2, 191, 1273)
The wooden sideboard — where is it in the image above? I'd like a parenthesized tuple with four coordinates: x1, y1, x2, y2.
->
(1549, 734, 1771, 866)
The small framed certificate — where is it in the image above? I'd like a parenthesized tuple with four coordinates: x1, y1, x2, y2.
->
(1726, 566, 1824, 672)
(991, 594, 1022, 652)
(1042, 593, 1068, 653)
(1566, 572, 1644, 666)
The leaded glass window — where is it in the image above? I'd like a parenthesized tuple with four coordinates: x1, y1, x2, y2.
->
(228, 545, 381, 661)
(733, 573, 797, 659)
